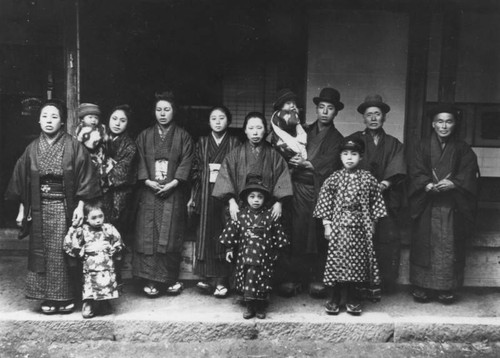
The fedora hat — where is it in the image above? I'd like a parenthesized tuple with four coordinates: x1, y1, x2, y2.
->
(239, 174, 270, 202)
(313, 88, 344, 111)
(428, 103, 460, 119)
(273, 88, 298, 111)
(357, 94, 390, 114)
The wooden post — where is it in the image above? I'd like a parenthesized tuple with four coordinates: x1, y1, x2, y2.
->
(62, 0, 80, 133)
(404, 6, 432, 165)
(438, 6, 460, 103)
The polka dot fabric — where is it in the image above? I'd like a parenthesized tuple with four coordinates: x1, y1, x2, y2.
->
(313, 169, 387, 286)
(219, 206, 289, 300)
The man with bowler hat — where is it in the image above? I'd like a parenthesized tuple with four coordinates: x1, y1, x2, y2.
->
(409, 104, 479, 304)
(277, 87, 344, 297)
(347, 95, 407, 300)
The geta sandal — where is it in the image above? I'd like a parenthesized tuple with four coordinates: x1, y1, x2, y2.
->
(82, 301, 95, 319)
(143, 283, 160, 297)
(346, 303, 362, 315)
(213, 285, 229, 298)
(196, 281, 213, 294)
(40, 301, 57, 315)
(166, 281, 184, 295)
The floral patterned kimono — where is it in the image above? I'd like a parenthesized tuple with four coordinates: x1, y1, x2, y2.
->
(64, 223, 123, 300)
(313, 169, 387, 286)
(219, 206, 289, 300)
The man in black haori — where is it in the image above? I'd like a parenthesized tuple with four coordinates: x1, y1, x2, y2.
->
(409, 104, 479, 304)
(277, 87, 345, 297)
(347, 95, 406, 300)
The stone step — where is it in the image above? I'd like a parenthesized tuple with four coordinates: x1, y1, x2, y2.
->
(1, 256, 499, 345)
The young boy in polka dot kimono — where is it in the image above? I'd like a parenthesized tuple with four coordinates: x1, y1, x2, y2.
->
(313, 138, 387, 315)
(219, 174, 289, 319)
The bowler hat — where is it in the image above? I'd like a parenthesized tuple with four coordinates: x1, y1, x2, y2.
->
(428, 103, 459, 119)
(273, 88, 297, 111)
(357, 94, 391, 114)
(340, 138, 365, 154)
(313, 88, 344, 111)
(239, 174, 270, 202)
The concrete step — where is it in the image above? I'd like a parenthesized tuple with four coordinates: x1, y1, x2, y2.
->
(0, 257, 499, 345)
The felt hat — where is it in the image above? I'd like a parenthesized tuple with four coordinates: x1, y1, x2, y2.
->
(78, 103, 101, 119)
(313, 88, 344, 111)
(239, 174, 270, 201)
(340, 137, 365, 154)
(428, 103, 460, 119)
(273, 88, 297, 111)
(357, 94, 391, 114)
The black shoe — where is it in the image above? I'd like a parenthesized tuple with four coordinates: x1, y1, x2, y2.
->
(277, 282, 302, 297)
(309, 282, 327, 298)
(412, 288, 432, 303)
(325, 301, 340, 315)
(346, 303, 362, 315)
(243, 302, 256, 319)
(255, 301, 267, 319)
(366, 286, 382, 303)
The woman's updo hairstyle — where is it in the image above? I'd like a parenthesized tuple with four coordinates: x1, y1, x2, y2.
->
(41, 98, 67, 124)
(154, 90, 176, 114)
(209, 105, 232, 125)
(242, 111, 267, 136)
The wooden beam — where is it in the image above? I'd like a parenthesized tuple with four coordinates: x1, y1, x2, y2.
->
(62, 0, 80, 133)
(404, 6, 431, 164)
(438, 6, 460, 103)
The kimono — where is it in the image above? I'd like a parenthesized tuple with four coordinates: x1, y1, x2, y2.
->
(5, 131, 100, 301)
(64, 223, 123, 300)
(409, 133, 479, 291)
(75, 122, 110, 191)
(191, 133, 241, 278)
(219, 206, 289, 300)
(313, 169, 387, 286)
(103, 132, 137, 235)
(212, 141, 293, 204)
(347, 129, 406, 283)
(279, 121, 344, 284)
(133, 124, 194, 283)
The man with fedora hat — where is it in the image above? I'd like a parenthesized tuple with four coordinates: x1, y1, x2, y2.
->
(277, 87, 344, 297)
(409, 104, 479, 304)
(347, 94, 407, 300)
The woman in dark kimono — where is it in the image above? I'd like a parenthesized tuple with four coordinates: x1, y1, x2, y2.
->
(133, 91, 194, 297)
(212, 111, 293, 235)
(5, 99, 100, 314)
(104, 104, 137, 237)
(187, 105, 241, 297)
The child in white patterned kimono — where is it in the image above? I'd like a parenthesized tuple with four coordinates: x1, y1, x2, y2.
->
(64, 202, 123, 318)
(220, 174, 289, 320)
(313, 138, 386, 316)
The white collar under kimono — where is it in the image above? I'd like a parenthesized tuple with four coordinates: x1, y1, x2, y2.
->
(211, 131, 227, 146)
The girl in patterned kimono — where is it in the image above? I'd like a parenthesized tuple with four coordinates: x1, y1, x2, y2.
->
(220, 174, 289, 319)
(313, 138, 386, 315)
(188, 105, 241, 298)
(64, 202, 123, 318)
